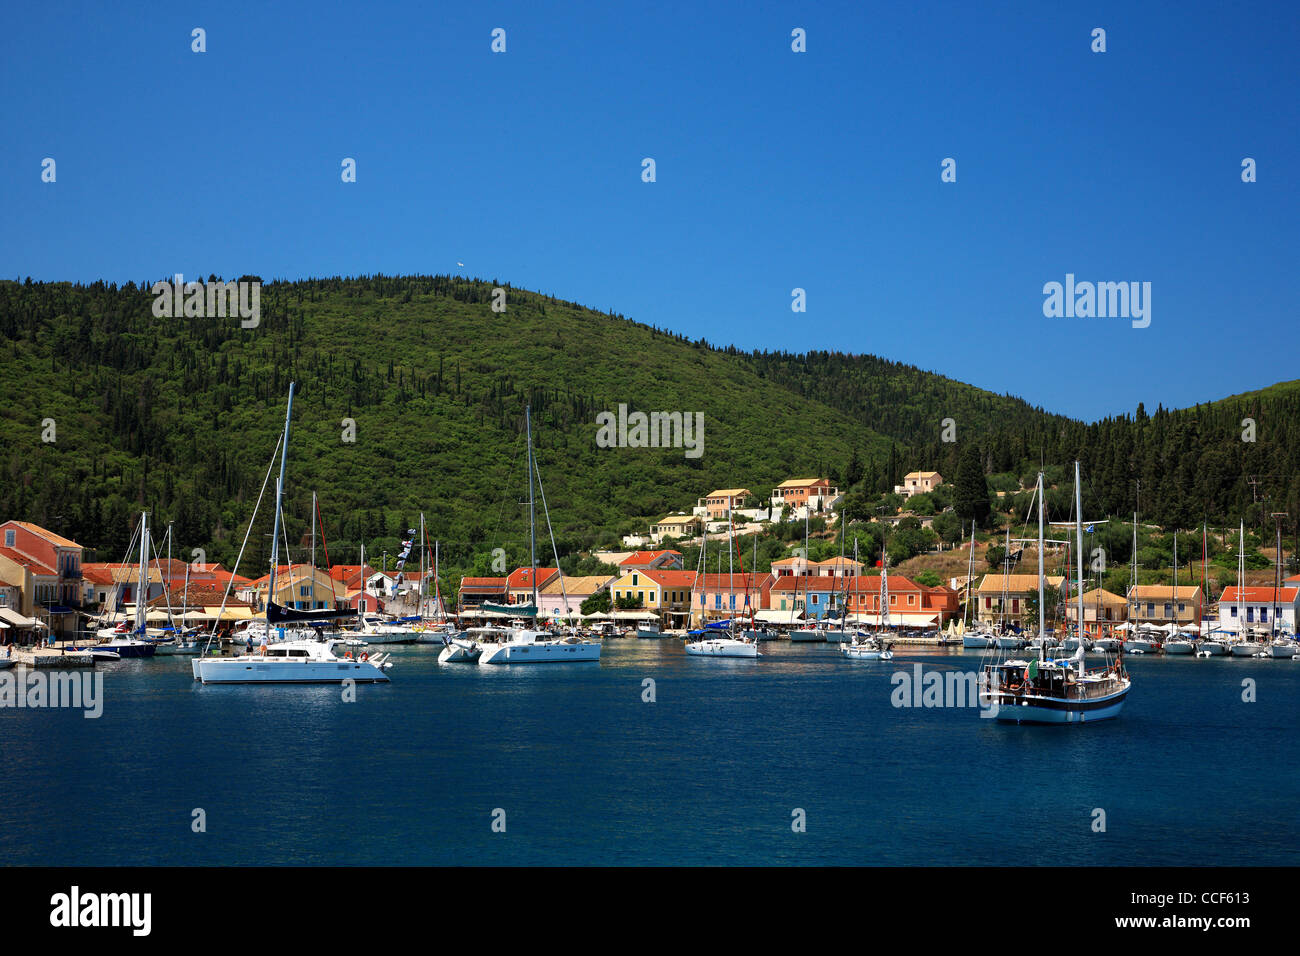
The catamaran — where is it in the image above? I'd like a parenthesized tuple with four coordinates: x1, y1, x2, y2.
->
(477, 406, 601, 665)
(978, 464, 1131, 724)
(193, 384, 389, 684)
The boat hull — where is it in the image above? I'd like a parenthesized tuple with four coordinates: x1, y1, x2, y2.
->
(1197, 641, 1228, 656)
(684, 639, 758, 658)
(194, 657, 389, 683)
(1123, 640, 1161, 654)
(1164, 640, 1196, 655)
(983, 684, 1130, 724)
(841, 646, 893, 660)
(962, 635, 992, 649)
(1231, 642, 1266, 657)
(437, 642, 481, 663)
(789, 629, 824, 642)
(477, 641, 601, 664)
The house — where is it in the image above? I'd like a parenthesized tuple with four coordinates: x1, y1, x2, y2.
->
(247, 566, 343, 612)
(769, 575, 958, 626)
(538, 575, 615, 621)
(691, 572, 775, 623)
(0, 520, 84, 637)
(768, 576, 844, 621)
(1127, 585, 1203, 626)
(1217, 586, 1300, 634)
(695, 488, 752, 520)
(976, 574, 1066, 624)
(894, 471, 943, 498)
(619, 550, 684, 572)
(771, 478, 841, 517)
(145, 585, 256, 625)
(770, 556, 863, 578)
(457, 576, 508, 611)
(1065, 588, 1129, 635)
(506, 567, 560, 604)
(608, 568, 698, 626)
(650, 514, 702, 543)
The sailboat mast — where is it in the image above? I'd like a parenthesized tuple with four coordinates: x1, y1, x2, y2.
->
(1037, 472, 1045, 653)
(310, 491, 317, 577)
(267, 383, 296, 621)
(1074, 461, 1085, 674)
(727, 505, 734, 629)
(526, 405, 538, 607)
(136, 512, 148, 633)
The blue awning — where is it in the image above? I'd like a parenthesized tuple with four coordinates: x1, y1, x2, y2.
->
(48, 605, 75, 614)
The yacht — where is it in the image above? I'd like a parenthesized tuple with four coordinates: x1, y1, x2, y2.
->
(683, 621, 759, 658)
(978, 466, 1130, 724)
(841, 631, 893, 660)
(194, 637, 390, 684)
(438, 626, 493, 664)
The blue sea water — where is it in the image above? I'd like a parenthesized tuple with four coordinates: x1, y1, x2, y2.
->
(1, 642, 1296, 866)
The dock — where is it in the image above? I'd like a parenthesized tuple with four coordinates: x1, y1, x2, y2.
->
(11, 647, 95, 668)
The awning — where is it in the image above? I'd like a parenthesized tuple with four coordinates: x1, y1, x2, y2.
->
(754, 609, 802, 623)
(0, 607, 40, 628)
(47, 605, 75, 614)
(854, 612, 939, 627)
(612, 611, 659, 620)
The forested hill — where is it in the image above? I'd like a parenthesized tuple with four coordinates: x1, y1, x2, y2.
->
(1, 275, 1298, 574)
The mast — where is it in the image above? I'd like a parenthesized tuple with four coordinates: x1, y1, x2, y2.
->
(267, 382, 296, 623)
(359, 542, 366, 617)
(727, 504, 734, 631)
(526, 405, 538, 608)
(310, 491, 317, 578)
(1173, 526, 1179, 631)
(136, 512, 149, 634)
(1238, 521, 1245, 635)
(1074, 461, 1085, 676)
(965, 520, 976, 629)
(1037, 472, 1045, 656)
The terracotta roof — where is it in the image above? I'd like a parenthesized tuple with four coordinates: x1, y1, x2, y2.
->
(1127, 585, 1203, 600)
(619, 550, 682, 567)
(459, 577, 507, 591)
(634, 569, 698, 588)
(0, 546, 56, 576)
(2, 520, 82, 549)
(1074, 588, 1128, 606)
(977, 574, 1065, 594)
(506, 567, 559, 590)
(147, 586, 252, 608)
(540, 575, 614, 596)
(694, 573, 771, 592)
(776, 478, 831, 488)
(654, 514, 698, 525)
(1219, 586, 1298, 603)
(705, 488, 751, 498)
(903, 471, 941, 480)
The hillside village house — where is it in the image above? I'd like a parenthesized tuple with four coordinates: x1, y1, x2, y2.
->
(0, 520, 85, 637)
(1065, 588, 1129, 635)
(976, 573, 1066, 625)
(1217, 586, 1300, 633)
(619, 550, 684, 572)
(1126, 585, 1203, 626)
(695, 488, 752, 521)
(538, 575, 615, 621)
(609, 568, 697, 627)
(895, 471, 943, 498)
(692, 572, 775, 623)
(771, 478, 841, 518)
(650, 514, 702, 543)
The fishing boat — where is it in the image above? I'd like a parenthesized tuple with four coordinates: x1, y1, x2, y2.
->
(635, 619, 663, 638)
(477, 407, 601, 665)
(194, 384, 386, 684)
(979, 464, 1131, 724)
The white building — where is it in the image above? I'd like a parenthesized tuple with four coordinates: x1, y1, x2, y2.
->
(1218, 586, 1300, 633)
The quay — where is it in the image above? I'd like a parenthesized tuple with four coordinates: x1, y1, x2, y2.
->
(11, 647, 95, 668)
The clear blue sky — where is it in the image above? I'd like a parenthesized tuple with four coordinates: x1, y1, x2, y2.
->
(2, 1, 1295, 421)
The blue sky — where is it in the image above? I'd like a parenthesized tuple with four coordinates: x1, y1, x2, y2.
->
(2, 1, 1295, 420)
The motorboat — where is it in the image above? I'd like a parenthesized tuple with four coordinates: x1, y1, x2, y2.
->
(476, 626, 601, 664)
(192, 638, 391, 683)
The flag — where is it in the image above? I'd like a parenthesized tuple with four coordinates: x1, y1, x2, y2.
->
(875, 559, 883, 567)
(1086, 524, 1094, 533)
(1024, 659, 1039, 680)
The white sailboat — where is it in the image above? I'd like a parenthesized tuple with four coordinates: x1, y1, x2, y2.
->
(477, 406, 601, 665)
(193, 384, 391, 684)
(1229, 522, 1268, 657)
(684, 508, 759, 658)
(842, 546, 893, 661)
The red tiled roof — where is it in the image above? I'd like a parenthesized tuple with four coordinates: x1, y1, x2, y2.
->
(0, 546, 56, 576)
(636, 569, 698, 588)
(459, 577, 507, 591)
(1220, 586, 1299, 603)
(619, 550, 682, 567)
(693, 573, 771, 592)
(1, 520, 82, 549)
(506, 567, 559, 590)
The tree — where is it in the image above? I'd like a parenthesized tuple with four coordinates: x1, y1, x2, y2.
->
(954, 445, 991, 526)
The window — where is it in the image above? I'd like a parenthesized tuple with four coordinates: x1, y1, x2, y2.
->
(1230, 605, 1238, 618)
(300, 585, 311, 597)
(631, 574, 639, 586)
(3, 530, 12, 547)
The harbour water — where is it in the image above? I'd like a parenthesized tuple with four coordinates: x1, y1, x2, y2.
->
(2, 642, 1296, 866)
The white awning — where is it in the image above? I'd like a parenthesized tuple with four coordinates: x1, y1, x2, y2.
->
(0, 607, 40, 628)
(613, 611, 659, 620)
(854, 612, 938, 627)
(754, 609, 802, 623)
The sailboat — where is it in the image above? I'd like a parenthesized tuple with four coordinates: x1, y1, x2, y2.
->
(78, 513, 157, 658)
(684, 507, 760, 658)
(477, 407, 601, 664)
(961, 522, 993, 648)
(979, 463, 1131, 724)
(1229, 522, 1268, 657)
(842, 548, 893, 660)
(788, 509, 824, 642)
(193, 384, 390, 684)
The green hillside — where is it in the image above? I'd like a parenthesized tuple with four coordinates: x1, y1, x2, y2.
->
(2, 275, 1298, 591)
